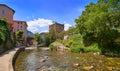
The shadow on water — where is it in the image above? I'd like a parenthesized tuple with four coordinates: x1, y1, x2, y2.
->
(15, 47, 120, 71)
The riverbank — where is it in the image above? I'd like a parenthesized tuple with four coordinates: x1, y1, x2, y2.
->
(0, 48, 19, 71)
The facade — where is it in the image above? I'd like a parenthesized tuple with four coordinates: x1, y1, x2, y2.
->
(0, 4, 15, 30)
(0, 4, 28, 46)
(12, 20, 28, 45)
(49, 22, 64, 39)
(40, 32, 48, 39)
(40, 32, 48, 42)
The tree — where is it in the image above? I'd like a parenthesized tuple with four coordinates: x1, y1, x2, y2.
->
(0, 19, 12, 50)
(34, 33, 41, 45)
(0, 19, 11, 44)
(66, 26, 79, 36)
(75, 0, 120, 53)
(16, 30, 23, 41)
(44, 33, 50, 46)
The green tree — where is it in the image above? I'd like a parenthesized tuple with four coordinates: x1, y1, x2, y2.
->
(66, 26, 78, 36)
(44, 33, 50, 46)
(75, 0, 120, 53)
(0, 19, 11, 44)
(34, 33, 41, 45)
(16, 30, 23, 41)
(0, 19, 12, 51)
(57, 31, 65, 40)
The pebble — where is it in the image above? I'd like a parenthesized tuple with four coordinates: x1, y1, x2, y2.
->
(39, 59, 46, 62)
(83, 66, 94, 70)
(44, 56, 48, 59)
(107, 67, 113, 71)
(73, 63, 80, 67)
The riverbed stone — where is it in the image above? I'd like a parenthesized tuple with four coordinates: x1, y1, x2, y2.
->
(44, 56, 48, 59)
(83, 66, 94, 70)
(107, 67, 113, 71)
(73, 63, 80, 67)
(39, 59, 46, 62)
(76, 57, 79, 59)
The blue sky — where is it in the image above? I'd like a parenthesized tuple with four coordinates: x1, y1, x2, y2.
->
(0, 0, 97, 33)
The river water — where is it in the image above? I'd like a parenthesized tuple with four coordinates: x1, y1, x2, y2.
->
(15, 48, 120, 71)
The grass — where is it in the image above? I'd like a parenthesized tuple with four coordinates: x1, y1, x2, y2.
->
(62, 34, 101, 53)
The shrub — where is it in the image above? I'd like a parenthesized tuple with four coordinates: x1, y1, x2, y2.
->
(85, 44, 101, 52)
(70, 42, 85, 53)
(49, 44, 57, 51)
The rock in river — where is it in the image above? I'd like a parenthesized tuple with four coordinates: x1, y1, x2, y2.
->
(39, 59, 46, 62)
(83, 66, 94, 70)
(44, 56, 48, 59)
(73, 63, 80, 67)
(107, 67, 113, 71)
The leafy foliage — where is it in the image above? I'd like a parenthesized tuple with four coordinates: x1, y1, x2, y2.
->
(75, 0, 120, 53)
(49, 43, 57, 51)
(44, 33, 51, 46)
(34, 33, 41, 45)
(0, 19, 11, 44)
(66, 26, 79, 36)
(63, 34, 101, 53)
(16, 30, 23, 40)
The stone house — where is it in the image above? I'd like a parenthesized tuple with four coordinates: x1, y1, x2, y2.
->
(0, 4, 28, 46)
(49, 22, 64, 39)
(0, 4, 15, 31)
(12, 20, 28, 46)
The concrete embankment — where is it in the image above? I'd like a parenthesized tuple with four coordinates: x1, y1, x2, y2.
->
(12, 48, 25, 71)
(0, 47, 25, 71)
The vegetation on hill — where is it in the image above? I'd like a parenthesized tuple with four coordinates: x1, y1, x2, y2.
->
(75, 0, 120, 54)
(62, 34, 101, 53)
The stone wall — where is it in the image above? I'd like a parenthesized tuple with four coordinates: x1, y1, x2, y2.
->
(0, 40, 13, 54)
(12, 48, 25, 71)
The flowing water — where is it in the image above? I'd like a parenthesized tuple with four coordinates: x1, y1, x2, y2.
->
(15, 48, 120, 71)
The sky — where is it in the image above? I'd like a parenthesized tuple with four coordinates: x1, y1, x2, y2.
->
(0, 0, 97, 33)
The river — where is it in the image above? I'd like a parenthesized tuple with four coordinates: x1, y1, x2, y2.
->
(15, 47, 120, 71)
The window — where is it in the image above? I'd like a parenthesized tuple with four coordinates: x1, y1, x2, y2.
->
(21, 26, 22, 29)
(2, 9, 5, 15)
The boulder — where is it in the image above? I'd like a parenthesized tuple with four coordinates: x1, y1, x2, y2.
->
(83, 66, 94, 70)
(39, 59, 46, 62)
(76, 57, 79, 59)
(107, 67, 113, 71)
(73, 63, 80, 67)
(44, 56, 48, 59)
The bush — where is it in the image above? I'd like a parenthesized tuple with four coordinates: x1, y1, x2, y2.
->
(49, 44, 57, 51)
(85, 44, 101, 52)
(70, 45, 85, 53)
(69, 42, 85, 53)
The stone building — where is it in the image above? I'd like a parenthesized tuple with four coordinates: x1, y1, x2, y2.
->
(0, 4, 15, 31)
(0, 4, 28, 46)
(49, 22, 64, 39)
(12, 20, 28, 46)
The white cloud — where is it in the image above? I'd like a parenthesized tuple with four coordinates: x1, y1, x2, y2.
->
(27, 18, 72, 33)
(39, 30, 49, 33)
(64, 23, 72, 31)
(27, 18, 53, 33)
